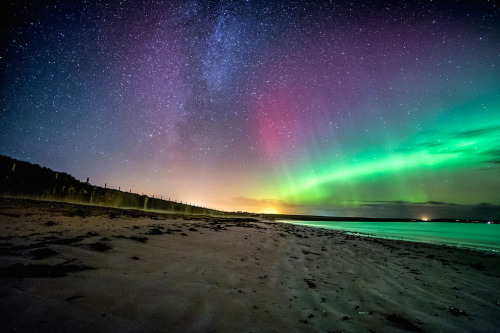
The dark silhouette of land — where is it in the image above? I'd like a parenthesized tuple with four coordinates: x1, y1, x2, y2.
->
(0, 155, 229, 216)
(261, 213, 497, 223)
(0, 155, 496, 223)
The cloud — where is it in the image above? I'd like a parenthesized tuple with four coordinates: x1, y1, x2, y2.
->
(235, 197, 500, 220)
(424, 201, 459, 206)
(358, 200, 408, 206)
(451, 125, 500, 139)
(400, 123, 500, 163)
(359, 200, 460, 207)
(345, 200, 500, 220)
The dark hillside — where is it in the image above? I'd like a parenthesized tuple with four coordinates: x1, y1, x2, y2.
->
(0, 155, 227, 215)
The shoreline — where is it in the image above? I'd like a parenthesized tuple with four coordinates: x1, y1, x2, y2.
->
(279, 221, 500, 255)
(1, 198, 499, 332)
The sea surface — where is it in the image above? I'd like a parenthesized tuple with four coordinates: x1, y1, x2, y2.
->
(281, 221, 500, 252)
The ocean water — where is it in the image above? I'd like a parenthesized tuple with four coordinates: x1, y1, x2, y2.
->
(281, 221, 500, 252)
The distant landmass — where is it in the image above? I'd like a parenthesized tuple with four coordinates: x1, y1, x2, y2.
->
(0, 155, 496, 223)
(261, 213, 497, 223)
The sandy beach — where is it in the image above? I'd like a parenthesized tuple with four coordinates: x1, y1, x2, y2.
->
(0, 198, 499, 332)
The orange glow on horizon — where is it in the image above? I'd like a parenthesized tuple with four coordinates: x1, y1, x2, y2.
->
(261, 207, 280, 214)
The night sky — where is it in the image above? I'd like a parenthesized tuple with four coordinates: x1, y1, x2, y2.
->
(1, 0, 499, 219)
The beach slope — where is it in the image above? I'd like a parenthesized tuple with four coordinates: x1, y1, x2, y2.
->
(1, 198, 499, 332)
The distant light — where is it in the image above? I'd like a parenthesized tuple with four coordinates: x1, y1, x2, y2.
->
(421, 217, 429, 222)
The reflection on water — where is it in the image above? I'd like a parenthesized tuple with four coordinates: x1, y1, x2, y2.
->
(282, 221, 500, 251)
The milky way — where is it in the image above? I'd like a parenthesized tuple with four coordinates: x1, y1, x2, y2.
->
(1, 0, 499, 219)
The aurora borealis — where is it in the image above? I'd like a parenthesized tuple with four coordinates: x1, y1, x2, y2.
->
(1, 0, 499, 219)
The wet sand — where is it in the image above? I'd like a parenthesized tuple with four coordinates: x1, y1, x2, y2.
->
(0, 198, 499, 332)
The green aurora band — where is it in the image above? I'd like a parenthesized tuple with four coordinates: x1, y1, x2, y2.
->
(255, 96, 500, 217)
